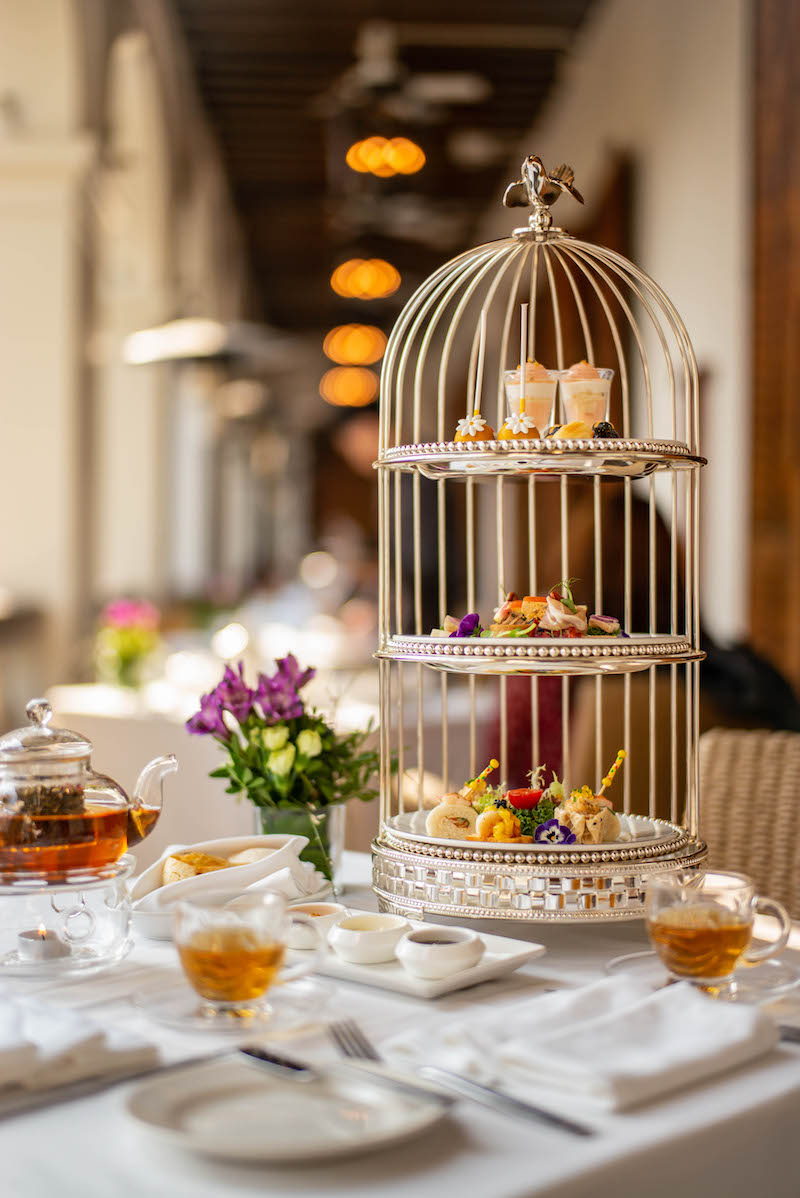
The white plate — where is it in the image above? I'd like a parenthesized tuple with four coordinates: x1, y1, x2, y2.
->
(127, 1057, 448, 1162)
(385, 811, 679, 854)
(307, 911, 545, 998)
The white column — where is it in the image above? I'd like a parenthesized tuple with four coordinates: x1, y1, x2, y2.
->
(0, 135, 94, 674)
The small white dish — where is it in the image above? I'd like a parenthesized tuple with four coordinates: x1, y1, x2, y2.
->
(304, 909, 546, 998)
(288, 902, 348, 949)
(126, 1057, 448, 1162)
(328, 914, 410, 965)
(395, 926, 485, 980)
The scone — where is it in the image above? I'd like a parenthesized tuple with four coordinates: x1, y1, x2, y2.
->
(161, 851, 231, 886)
(227, 847, 277, 866)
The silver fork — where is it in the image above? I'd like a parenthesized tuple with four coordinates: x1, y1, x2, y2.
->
(329, 1019, 382, 1062)
(327, 1019, 594, 1136)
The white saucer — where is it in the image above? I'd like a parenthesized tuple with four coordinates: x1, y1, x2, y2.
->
(133, 975, 332, 1035)
(127, 1057, 449, 1162)
(605, 950, 800, 1003)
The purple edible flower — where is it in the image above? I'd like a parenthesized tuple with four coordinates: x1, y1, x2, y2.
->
(450, 613, 482, 638)
(534, 819, 577, 845)
(255, 653, 315, 724)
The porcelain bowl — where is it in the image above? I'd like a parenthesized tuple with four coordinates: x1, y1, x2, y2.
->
(395, 927, 485, 979)
(288, 902, 348, 949)
(327, 914, 410, 965)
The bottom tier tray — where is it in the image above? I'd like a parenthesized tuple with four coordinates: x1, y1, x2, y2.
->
(372, 829, 708, 923)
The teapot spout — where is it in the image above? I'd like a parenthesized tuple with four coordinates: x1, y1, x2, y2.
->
(133, 754, 178, 811)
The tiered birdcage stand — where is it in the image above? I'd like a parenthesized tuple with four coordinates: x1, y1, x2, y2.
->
(371, 155, 707, 922)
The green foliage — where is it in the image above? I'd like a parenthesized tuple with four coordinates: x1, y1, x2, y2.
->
(210, 710, 380, 812)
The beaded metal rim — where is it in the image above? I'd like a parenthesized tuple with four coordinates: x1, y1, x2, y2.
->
(377, 634, 703, 675)
(372, 835, 707, 876)
(374, 440, 706, 480)
(379, 824, 692, 866)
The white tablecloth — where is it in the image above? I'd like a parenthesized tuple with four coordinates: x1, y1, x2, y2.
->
(3, 852, 800, 1198)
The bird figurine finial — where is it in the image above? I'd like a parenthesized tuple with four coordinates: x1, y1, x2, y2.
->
(504, 156, 584, 233)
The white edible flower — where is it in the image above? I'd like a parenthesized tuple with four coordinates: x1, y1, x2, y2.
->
(221, 709, 248, 750)
(262, 724, 289, 750)
(506, 412, 538, 436)
(297, 729, 323, 759)
(268, 745, 296, 777)
(455, 413, 488, 438)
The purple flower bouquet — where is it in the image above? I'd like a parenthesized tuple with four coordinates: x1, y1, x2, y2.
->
(187, 656, 379, 881)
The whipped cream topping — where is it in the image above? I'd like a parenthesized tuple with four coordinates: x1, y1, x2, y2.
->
(520, 360, 553, 382)
(565, 360, 603, 381)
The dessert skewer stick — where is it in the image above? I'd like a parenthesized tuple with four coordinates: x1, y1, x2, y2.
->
(473, 308, 487, 418)
(519, 302, 528, 415)
(598, 749, 627, 796)
(461, 757, 499, 800)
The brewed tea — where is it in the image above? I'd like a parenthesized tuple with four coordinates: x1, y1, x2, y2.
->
(178, 928, 286, 1002)
(647, 902, 752, 979)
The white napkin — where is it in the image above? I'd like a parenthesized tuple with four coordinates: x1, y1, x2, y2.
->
(0, 997, 158, 1091)
(131, 834, 328, 913)
(386, 977, 779, 1111)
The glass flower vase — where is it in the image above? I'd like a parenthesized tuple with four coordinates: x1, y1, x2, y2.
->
(255, 803, 345, 891)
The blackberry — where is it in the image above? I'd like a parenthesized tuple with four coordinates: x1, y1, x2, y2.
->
(592, 421, 620, 438)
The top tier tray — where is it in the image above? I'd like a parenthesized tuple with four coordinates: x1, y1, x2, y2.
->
(377, 439, 706, 480)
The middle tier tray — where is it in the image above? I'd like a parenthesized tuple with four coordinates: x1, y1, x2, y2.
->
(378, 634, 703, 675)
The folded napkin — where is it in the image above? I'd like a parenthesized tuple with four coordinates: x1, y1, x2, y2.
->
(131, 834, 328, 914)
(385, 977, 779, 1111)
(0, 997, 158, 1091)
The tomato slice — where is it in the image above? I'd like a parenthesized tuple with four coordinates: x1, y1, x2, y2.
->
(506, 788, 544, 809)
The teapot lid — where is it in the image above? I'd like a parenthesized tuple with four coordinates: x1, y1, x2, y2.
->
(0, 699, 91, 763)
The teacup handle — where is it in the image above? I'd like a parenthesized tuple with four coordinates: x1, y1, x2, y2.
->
(744, 896, 792, 964)
(280, 914, 323, 982)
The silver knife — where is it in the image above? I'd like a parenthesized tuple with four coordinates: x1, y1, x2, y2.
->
(419, 1065, 595, 1136)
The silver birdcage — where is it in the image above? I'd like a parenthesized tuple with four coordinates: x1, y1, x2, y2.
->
(372, 156, 708, 921)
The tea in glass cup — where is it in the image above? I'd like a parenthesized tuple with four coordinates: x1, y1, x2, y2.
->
(175, 892, 320, 1021)
(645, 870, 790, 988)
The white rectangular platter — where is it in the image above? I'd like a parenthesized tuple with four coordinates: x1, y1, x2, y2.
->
(307, 912, 545, 999)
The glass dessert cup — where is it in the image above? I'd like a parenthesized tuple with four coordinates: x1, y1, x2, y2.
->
(0, 699, 176, 877)
(161, 892, 324, 1029)
(607, 869, 794, 1001)
(503, 364, 557, 431)
(559, 366, 614, 427)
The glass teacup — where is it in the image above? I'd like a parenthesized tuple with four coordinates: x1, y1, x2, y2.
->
(645, 869, 791, 990)
(175, 892, 321, 1021)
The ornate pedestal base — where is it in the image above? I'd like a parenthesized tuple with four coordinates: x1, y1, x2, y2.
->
(372, 835, 708, 923)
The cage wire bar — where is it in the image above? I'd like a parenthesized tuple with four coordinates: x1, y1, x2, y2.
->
(373, 159, 707, 921)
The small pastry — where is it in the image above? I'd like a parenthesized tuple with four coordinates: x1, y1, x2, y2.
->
(497, 411, 541, 440)
(544, 424, 562, 438)
(162, 851, 230, 886)
(425, 802, 478, 839)
(454, 412, 495, 442)
(227, 847, 277, 865)
(552, 419, 594, 439)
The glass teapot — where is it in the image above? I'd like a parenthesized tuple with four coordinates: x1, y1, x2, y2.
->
(0, 699, 178, 875)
